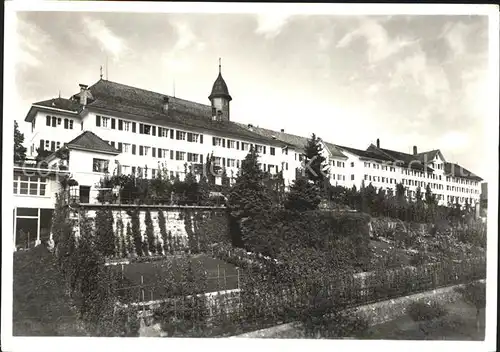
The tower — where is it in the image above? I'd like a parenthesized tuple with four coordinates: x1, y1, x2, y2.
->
(208, 58, 232, 121)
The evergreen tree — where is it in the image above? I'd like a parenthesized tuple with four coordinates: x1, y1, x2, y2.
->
(205, 153, 216, 185)
(221, 168, 231, 198)
(415, 186, 424, 222)
(35, 148, 52, 167)
(425, 184, 437, 222)
(94, 209, 115, 257)
(184, 165, 199, 205)
(227, 146, 273, 247)
(14, 121, 27, 164)
(198, 175, 210, 205)
(145, 209, 156, 255)
(130, 210, 143, 257)
(284, 175, 322, 211)
(374, 187, 387, 217)
(126, 221, 134, 256)
(303, 133, 328, 186)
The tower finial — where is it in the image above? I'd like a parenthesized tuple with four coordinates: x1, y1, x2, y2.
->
(100, 65, 103, 79)
(219, 58, 221, 74)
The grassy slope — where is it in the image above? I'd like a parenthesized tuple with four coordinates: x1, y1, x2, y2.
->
(109, 254, 240, 302)
(13, 246, 84, 336)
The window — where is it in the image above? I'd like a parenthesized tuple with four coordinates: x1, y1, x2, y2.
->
(122, 143, 130, 153)
(351, 162, 354, 167)
(176, 131, 186, 140)
(111, 118, 116, 129)
(351, 174, 355, 180)
(93, 158, 109, 173)
(121, 165, 130, 175)
(229, 140, 236, 149)
(13, 175, 47, 196)
(256, 145, 263, 153)
(241, 142, 250, 151)
(187, 153, 199, 162)
(56, 142, 61, 149)
(159, 127, 168, 137)
(46, 116, 51, 126)
(102, 117, 110, 128)
(270, 147, 275, 155)
(214, 157, 221, 166)
(227, 158, 236, 167)
(64, 118, 69, 129)
(175, 151, 185, 161)
(52, 116, 57, 127)
(143, 124, 151, 135)
(143, 146, 150, 156)
(122, 121, 130, 131)
(187, 132, 199, 143)
(213, 137, 222, 147)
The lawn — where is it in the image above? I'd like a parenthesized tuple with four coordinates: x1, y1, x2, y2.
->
(363, 298, 485, 340)
(13, 246, 84, 336)
(109, 254, 240, 303)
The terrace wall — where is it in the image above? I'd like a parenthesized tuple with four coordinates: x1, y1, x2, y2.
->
(74, 204, 228, 251)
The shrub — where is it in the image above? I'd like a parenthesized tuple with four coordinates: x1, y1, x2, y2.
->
(407, 300, 448, 322)
(302, 310, 370, 338)
(144, 209, 156, 255)
(128, 209, 143, 257)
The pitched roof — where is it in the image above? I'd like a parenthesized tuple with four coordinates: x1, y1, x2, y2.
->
(367, 145, 432, 172)
(444, 162, 483, 181)
(83, 79, 281, 145)
(233, 123, 346, 158)
(335, 145, 394, 162)
(65, 131, 120, 155)
(208, 72, 232, 101)
(33, 97, 81, 111)
(416, 149, 444, 163)
(25, 97, 82, 122)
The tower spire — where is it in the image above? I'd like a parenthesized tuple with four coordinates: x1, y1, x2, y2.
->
(100, 65, 103, 79)
(219, 57, 221, 74)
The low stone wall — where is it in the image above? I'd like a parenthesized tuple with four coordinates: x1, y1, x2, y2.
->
(232, 280, 485, 338)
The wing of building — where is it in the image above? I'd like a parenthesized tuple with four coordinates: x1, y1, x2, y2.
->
(14, 63, 483, 248)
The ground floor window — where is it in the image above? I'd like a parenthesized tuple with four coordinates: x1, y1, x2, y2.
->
(13, 208, 53, 250)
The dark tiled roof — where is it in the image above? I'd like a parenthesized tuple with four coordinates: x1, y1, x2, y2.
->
(234, 123, 346, 158)
(444, 162, 483, 181)
(66, 131, 120, 154)
(208, 72, 232, 101)
(368, 145, 432, 172)
(33, 97, 82, 112)
(84, 80, 280, 145)
(416, 149, 443, 163)
(336, 145, 394, 162)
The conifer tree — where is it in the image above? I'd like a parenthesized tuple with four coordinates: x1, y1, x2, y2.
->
(303, 133, 328, 186)
(227, 146, 273, 247)
(284, 175, 321, 211)
(14, 121, 27, 164)
(198, 175, 210, 205)
(145, 209, 155, 255)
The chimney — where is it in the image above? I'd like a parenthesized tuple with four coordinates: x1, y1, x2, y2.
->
(376, 138, 380, 148)
(162, 96, 169, 113)
(79, 84, 88, 106)
(280, 128, 285, 133)
(413, 146, 418, 155)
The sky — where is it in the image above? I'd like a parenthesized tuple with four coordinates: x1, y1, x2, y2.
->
(13, 10, 492, 178)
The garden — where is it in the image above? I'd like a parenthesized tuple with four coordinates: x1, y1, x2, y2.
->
(14, 134, 487, 339)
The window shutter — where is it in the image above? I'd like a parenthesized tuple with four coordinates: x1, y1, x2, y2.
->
(110, 141, 115, 148)
(170, 150, 174, 159)
(111, 118, 116, 129)
(64, 119, 69, 129)
(158, 149, 162, 158)
(132, 145, 136, 155)
(118, 119, 123, 130)
(176, 131, 180, 140)
(212, 137, 216, 146)
(51, 141, 55, 151)
(223, 158, 226, 167)
(152, 126, 156, 136)
(39, 139, 44, 151)
(170, 130, 174, 139)
(199, 154, 203, 161)
(187, 133, 192, 142)
(139, 146, 143, 156)
(132, 122, 136, 133)
(152, 147, 156, 158)
(222, 139, 226, 148)
(237, 160, 240, 168)
(139, 124, 144, 134)
(96, 115, 101, 127)
(237, 141, 240, 150)
(200, 135, 203, 144)
(263, 146, 267, 154)
(118, 142, 122, 152)
(46, 116, 51, 126)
